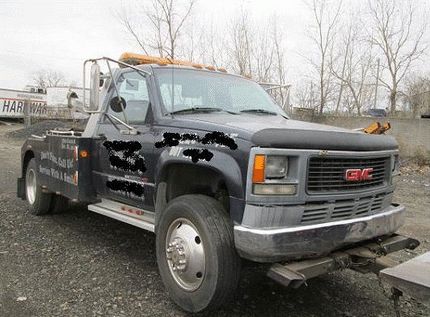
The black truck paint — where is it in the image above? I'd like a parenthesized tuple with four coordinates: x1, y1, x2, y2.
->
(17, 64, 399, 225)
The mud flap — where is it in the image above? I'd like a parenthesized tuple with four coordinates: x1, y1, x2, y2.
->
(17, 177, 25, 199)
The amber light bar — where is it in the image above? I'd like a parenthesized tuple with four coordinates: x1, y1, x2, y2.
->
(119, 52, 227, 72)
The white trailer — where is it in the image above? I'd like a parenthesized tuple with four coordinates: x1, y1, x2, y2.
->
(0, 88, 47, 118)
(0, 86, 89, 120)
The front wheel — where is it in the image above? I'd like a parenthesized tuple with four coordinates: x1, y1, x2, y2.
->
(155, 194, 241, 313)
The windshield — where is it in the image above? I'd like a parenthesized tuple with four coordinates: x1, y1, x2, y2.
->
(154, 68, 287, 116)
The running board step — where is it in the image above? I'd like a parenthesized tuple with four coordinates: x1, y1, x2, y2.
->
(88, 199, 155, 232)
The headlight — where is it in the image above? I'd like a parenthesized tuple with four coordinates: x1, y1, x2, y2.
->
(265, 156, 288, 179)
(251, 154, 295, 195)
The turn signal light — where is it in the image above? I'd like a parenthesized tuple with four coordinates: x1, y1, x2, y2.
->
(252, 155, 265, 183)
(79, 150, 89, 158)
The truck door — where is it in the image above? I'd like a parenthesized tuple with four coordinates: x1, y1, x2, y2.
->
(94, 70, 156, 211)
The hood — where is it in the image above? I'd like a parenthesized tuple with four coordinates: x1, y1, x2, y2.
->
(159, 113, 398, 152)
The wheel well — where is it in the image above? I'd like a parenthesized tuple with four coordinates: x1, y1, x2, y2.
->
(22, 150, 34, 175)
(160, 164, 230, 212)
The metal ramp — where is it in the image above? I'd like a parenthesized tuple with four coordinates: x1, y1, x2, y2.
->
(268, 234, 430, 313)
(380, 251, 430, 307)
(88, 199, 155, 232)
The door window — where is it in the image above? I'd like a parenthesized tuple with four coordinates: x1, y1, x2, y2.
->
(108, 71, 150, 124)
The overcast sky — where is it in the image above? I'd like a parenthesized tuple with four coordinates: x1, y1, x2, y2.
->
(0, 0, 311, 89)
(0, 0, 428, 92)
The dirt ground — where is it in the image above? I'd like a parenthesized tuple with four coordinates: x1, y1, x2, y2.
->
(0, 123, 429, 317)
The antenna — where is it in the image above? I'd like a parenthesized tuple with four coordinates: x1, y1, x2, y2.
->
(171, 60, 175, 117)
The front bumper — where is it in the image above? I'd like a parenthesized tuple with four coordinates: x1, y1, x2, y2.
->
(234, 203, 405, 262)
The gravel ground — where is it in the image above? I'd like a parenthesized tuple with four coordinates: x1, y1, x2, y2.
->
(0, 123, 429, 317)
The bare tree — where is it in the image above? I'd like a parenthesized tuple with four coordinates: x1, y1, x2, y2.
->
(268, 18, 290, 111)
(403, 75, 430, 117)
(295, 80, 319, 110)
(330, 20, 375, 115)
(253, 29, 276, 82)
(228, 11, 287, 82)
(118, 0, 196, 59)
(367, 0, 428, 113)
(32, 69, 66, 88)
(307, 0, 342, 114)
(228, 10, 253, 77)
(273, 21, 287, 88)
(331, 17, 353, 114)
(198, 20, 228, 67)
(227, 11, 290, 110)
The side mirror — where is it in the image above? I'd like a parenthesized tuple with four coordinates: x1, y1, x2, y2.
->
(89, 63, 101, 111)
(110, 96, 127, 113)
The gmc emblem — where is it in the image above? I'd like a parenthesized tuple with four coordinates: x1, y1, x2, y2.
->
(344, 168, 373, 181)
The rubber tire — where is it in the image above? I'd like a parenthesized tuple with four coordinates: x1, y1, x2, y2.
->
(155, 194, 241, 313)
(25, 158, 53, 216)
(49, 195, 69, 214)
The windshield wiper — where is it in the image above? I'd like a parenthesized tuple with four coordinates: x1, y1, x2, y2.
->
(240, 109, 278, 115)
(169, 107, 238, 115)
(169, 107, 222, 115)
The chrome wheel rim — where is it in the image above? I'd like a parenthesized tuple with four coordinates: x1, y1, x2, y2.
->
(165, 218, 206, 291)
(26, 168, 37, 205)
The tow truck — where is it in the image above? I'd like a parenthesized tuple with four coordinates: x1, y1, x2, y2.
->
(17, 53, 430, 313)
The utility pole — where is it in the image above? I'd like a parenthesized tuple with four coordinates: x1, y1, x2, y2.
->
(310, 82, 314, 110)
(373, 58, 380, 109)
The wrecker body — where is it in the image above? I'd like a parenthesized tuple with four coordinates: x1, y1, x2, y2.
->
(17, 53, 429, 312)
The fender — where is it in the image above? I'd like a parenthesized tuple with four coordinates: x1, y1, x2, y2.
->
(154, 146, 246, 223)
(155, 146, 244, 198)
(21, 138, 45, 175)
(18, 138, 47, 199)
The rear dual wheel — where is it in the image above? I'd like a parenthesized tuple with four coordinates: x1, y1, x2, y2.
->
(156, 194, 241, 313)
(25, 158, 69, 215)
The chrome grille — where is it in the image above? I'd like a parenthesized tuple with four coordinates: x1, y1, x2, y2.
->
(301, 192, 391, 225)
(307, 156, 389, 193)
